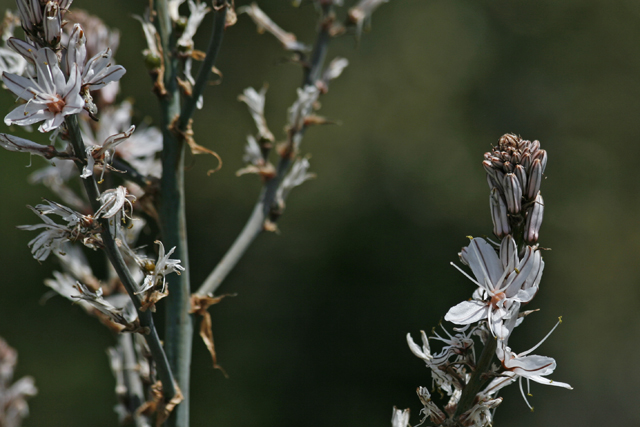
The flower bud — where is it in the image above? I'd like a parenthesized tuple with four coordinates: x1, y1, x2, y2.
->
(527, 159, 542, 200)
(491, 188, 510, 238)
(530, 139, 541, 153)
(65, 24, 86, 76)
(504, 173, 522, 214)
(503, 161, 514, 173)
(44, 2, 62, 45)
(515, 164, 527, 193)
(499, 133, 519, 148)
(534, 149, 548, 173)
(500, 235, 518, 270)
(524, 193, 544, 244)
(521, 152, 531, 170)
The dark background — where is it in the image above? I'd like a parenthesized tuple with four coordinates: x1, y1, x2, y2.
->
(1, 0, 639, 426)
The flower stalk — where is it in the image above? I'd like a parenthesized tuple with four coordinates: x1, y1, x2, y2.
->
(65, 114, 178, 405)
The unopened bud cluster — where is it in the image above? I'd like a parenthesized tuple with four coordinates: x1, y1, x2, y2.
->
(484, 134, 547, 243)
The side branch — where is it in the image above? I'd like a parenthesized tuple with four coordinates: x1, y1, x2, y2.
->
(196, 3, 335, 296)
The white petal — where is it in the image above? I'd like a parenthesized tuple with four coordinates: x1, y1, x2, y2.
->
(444, 300, 488, 325)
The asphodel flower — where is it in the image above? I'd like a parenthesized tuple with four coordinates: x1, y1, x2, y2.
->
(2, 46, 83, 132)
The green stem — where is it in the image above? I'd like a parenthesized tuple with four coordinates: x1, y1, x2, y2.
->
(154, 1, 191, 425)
(453, 336, 497, 420)
(65, 115, 177, 404)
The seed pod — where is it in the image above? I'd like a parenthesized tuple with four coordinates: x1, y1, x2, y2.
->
(527, 159, 542, 199)
(524, 193, 544, 244)
(504, 173, 522, 214)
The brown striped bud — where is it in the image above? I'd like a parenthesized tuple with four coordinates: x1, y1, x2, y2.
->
(491, 188, 511, 238)
(504, 173, 522, 214)
(524, 193, 544, 244)
(527, 159, 542, 200)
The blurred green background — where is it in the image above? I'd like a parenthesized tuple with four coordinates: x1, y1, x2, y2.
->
(1, 0, 639, 426)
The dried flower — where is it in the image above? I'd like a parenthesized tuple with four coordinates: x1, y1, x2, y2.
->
(239, 3, 308, 52)
(176, 0, 210, 54)
(238, 86, 274, 142)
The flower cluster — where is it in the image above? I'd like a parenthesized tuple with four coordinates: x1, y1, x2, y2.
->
(394, 135, 570, 427)
(2, 0, 125, 134)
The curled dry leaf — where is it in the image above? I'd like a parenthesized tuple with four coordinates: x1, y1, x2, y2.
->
(137, 381, 184, 427)
(190, 293, 235, 376)
(169, 117, 223, 175)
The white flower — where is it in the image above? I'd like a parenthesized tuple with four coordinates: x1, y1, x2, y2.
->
(416, 387, 446, 425)
(81, 47, 126, 92)
(458, 392, 502, 427)
(136, 241, 185, 295)
(95, 186, 136, 220)
(242, 135, 262, 166)
(82, 125, 136, 181)
(17, 201, 97, 261)
(390, 407, 410, 427)
(72, 283, 134, 328)
(176, 0, 210, 53)
(486, 320, 573, 409)
(406, 331, 460, 396)
(0, 46, 27, 76)
(238, 3, 308, 52)
(444, 236, 543, 339)
(322, 57, 349, 84)
(0, 133, 60, 158)
(276, 158, 315, 207)
(17, 206, 72, 261)
(238, 86, 274, 142)
(2, 47, 83, 132)
(287, 85, 320, 132)
(348, 0, 390, 36)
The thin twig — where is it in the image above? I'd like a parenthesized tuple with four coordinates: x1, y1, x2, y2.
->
(111, 157, 155, 189)
(178, 0, 228, 132)
(65, 115, 178, 404)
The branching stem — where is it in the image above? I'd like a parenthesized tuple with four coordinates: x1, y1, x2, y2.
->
(65, 115, 178, 405)
(196, 4, 334, 296)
